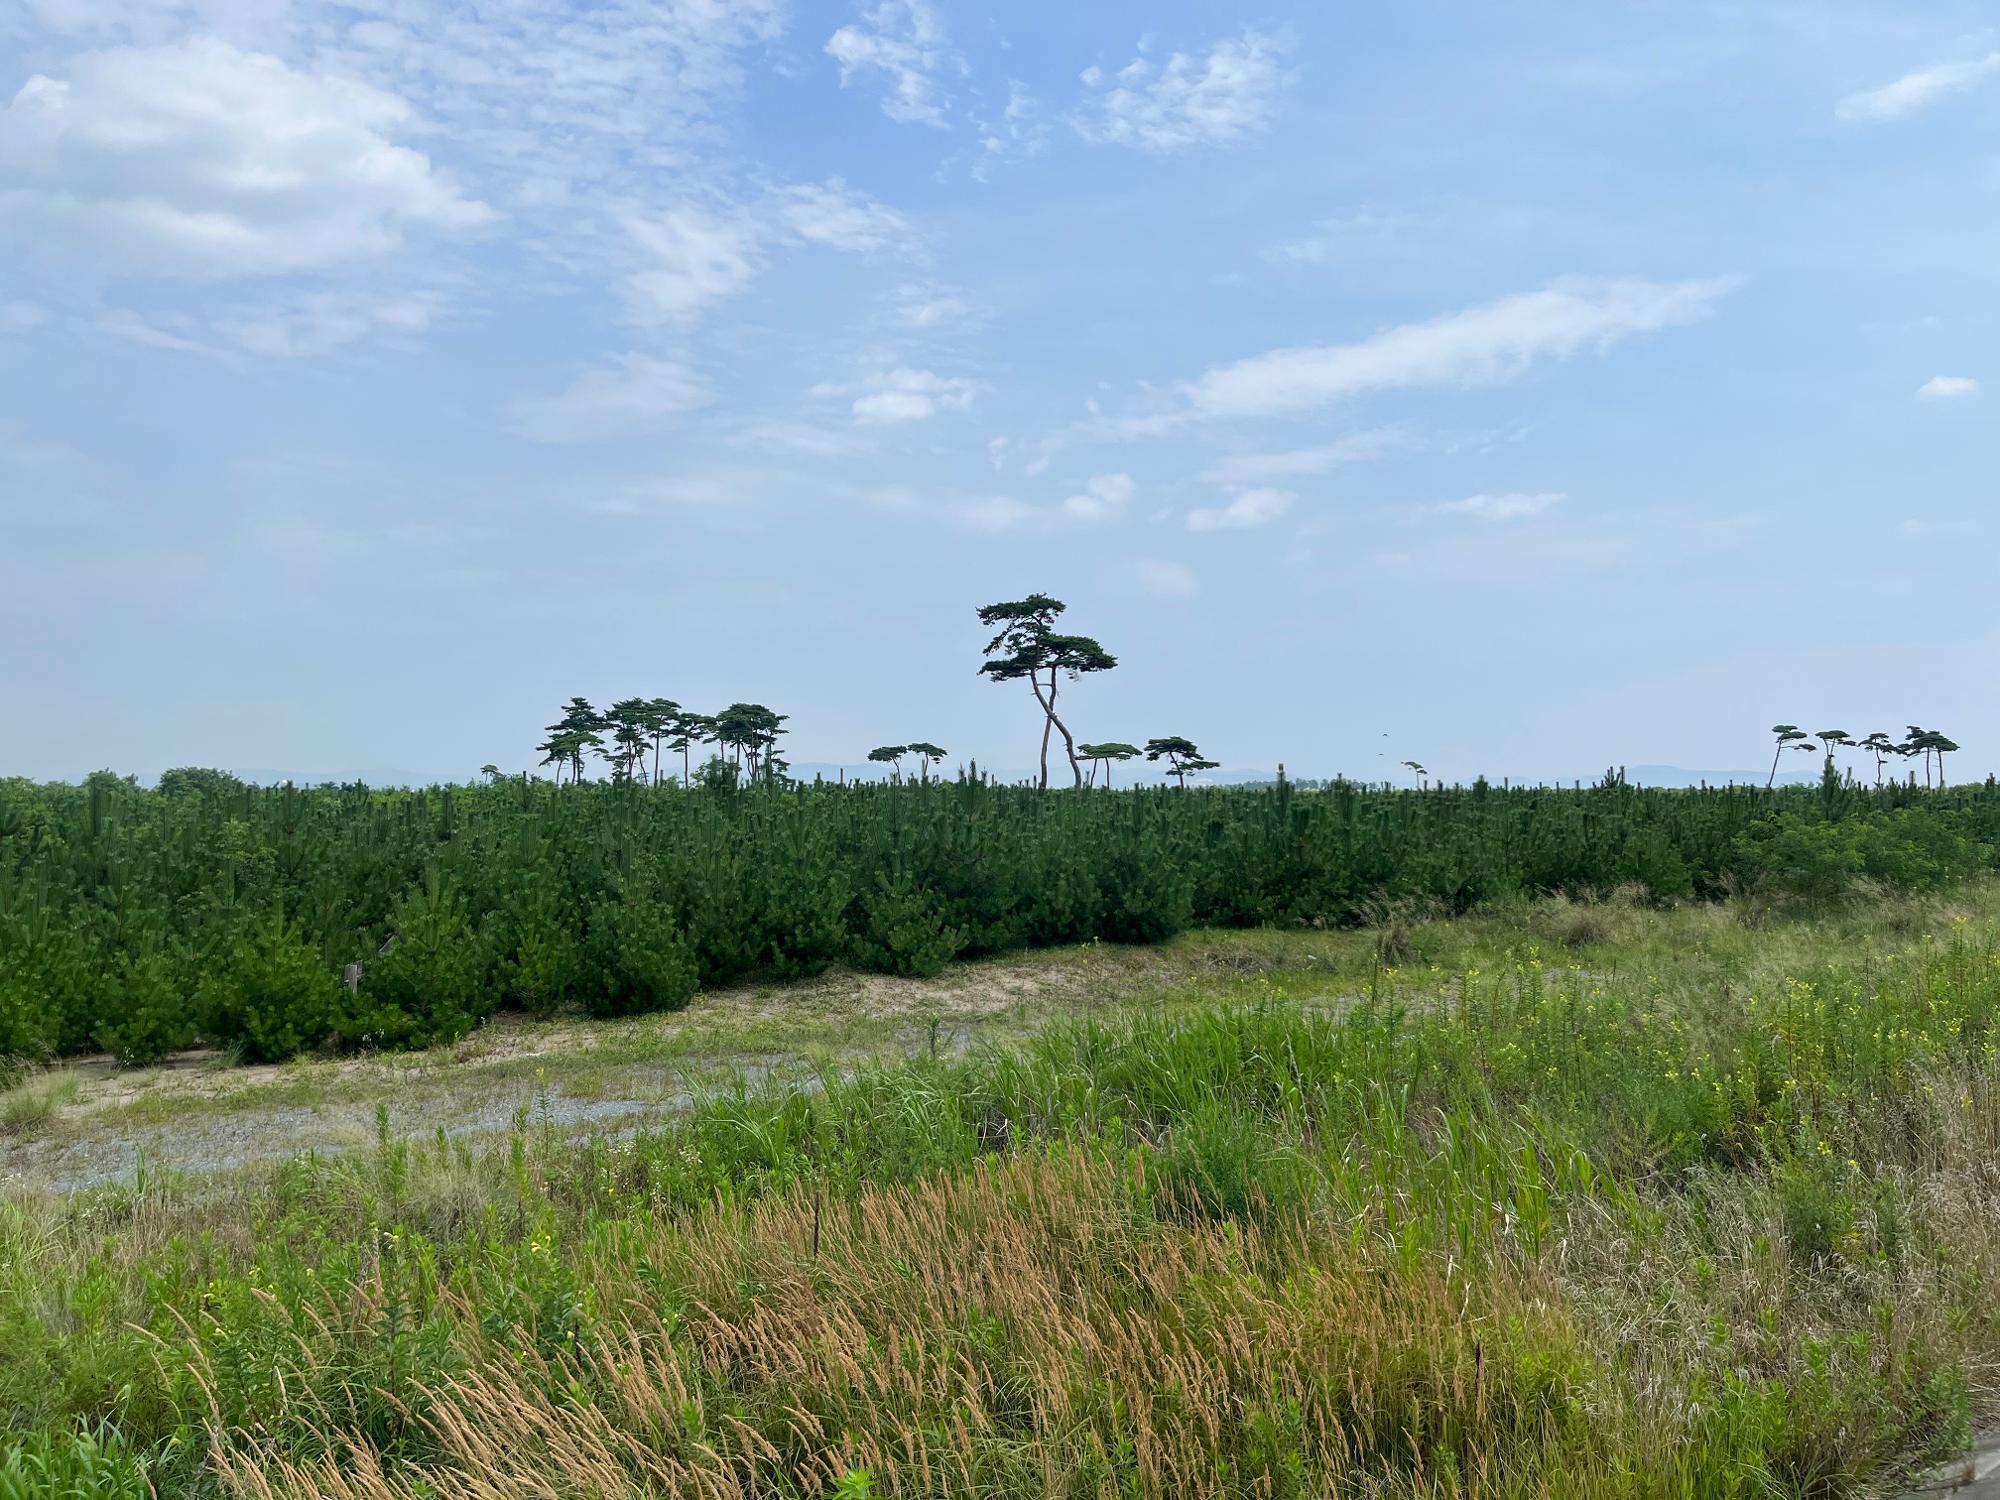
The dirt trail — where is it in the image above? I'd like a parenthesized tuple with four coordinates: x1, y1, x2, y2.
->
(1, 940, 1225, 1193)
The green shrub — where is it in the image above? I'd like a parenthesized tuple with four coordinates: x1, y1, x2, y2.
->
(492, 876, 578, 1018)
(205, 917, 348, 1063)
(673, 842, 761, 985)
(1098, 850, 1193, 944)
(92, 950, 192, 1066)
(360, 868, 489, 1048)
(758, 818, 852, 979)
(579, 892, 698, 1017)
(855, 868, 963, 977)
(1778, 1162, 1854, 1268)
(0, 967, 53, 1066)
(1620, 827, 1693, 900)
(1732, 811, 1989, 903)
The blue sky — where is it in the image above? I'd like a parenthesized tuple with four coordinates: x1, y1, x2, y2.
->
(2, 1, 1996, 785)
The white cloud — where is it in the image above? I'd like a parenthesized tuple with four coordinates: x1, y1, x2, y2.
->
(597, 475, 734, 512)
(848, 367, 979, 423)
(975, 81, 1049, 175)
(888, 280, 979, 330)
(953, 495, 1039, 530)
(511, 354, 713, 443)
(1838, 53, 2000, 121)
(1200, 430, 1402, 484)
(826, 0, 956, 128)
(1188, 487, 1292, 531)
(1377, 510, 1757, 582)
(308, 0, 783, 209)
(588, 467, 795, 520)
(0, 38, 490, 277)
(1, 300, 47, 330)
(1063, 472, 1134, 522)
(213, 289, 437, 357)
(20, 0, 296, 47)
(773, 179, 914, 255)
(1916, 374, 1979, 400)
(723, 419, 871, 458)
(1133, 558, 1198, 597)
(1074, 31, 1290, 154)
(1437, 491, 1565, 521)
(881, 475, 1144, 532)
(618, 182, 914, 326)
(620, 204, 762, 324)
(96, 307, 214, 354)
(1263, 207, 1412, 267)
(1187, 279, 1728, 419)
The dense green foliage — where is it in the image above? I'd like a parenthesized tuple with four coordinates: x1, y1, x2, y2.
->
(8, 898, 2000, 1495)
(2, 769, 1995, 1066)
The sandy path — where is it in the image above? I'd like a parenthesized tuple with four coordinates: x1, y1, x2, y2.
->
(1, 939, 1233, 1192)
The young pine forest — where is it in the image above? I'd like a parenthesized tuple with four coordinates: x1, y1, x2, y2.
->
(1, 593, 1987, 1071)
(3, 767, 1995, 1071)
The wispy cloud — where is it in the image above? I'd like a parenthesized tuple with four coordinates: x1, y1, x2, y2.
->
(826, 0, 957, 128)
(1200, 430, 1403, 484)
(619, 204, 763, 325)
(214, 290, 439, 359)
(886, 280, 982, 330)
(1376, 511, 1758, 582)
(1262, 207, 1412, 267)
(308, 0, 784, 206)
(846, 367, 980, 423)
(1063, 472, 1134, 522)
(951, 494, 1040, 530)
(1186, 279, 1729, 419)
(1838, 53, 2000, 121)
(772, 179, 916, 255)
(1437, 491, 1565, 521)
(1074, 30, 1291, 153)
(619, 181, 916, 327)
(1188, 487, 1292, 531)
(1133, 558, 1198, 597)
(974, 81, 1049, 176)
(511, 355, 713, 444)
(586, 466, 807, 523)
(1916, 374, 1979, 400)
(95, 308, 218, 357)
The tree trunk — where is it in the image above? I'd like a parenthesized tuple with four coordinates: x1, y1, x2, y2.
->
(1027, 671, 1055, 789)
(1044, 670, 1084, 788)
(1767, 744, 1781, 789)
(1052, 712, 1082, 787)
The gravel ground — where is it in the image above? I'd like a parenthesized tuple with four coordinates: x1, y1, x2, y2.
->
(0, 938, 1217, 1192)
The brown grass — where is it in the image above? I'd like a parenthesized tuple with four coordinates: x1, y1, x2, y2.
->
(208, 1147, 1590, 1499)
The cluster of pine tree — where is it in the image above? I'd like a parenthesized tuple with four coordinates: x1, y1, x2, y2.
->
(2, 769, 1995, 1068)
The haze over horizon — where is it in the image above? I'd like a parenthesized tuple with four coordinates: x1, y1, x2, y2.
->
(4, 2, 1996, 784)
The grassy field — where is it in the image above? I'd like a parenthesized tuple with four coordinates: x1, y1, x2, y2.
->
(7, 884, 2000, 1497)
